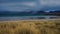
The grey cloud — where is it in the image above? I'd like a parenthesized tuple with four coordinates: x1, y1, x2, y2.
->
(0, 0, 35, 3)
(0, 0, 60, 11)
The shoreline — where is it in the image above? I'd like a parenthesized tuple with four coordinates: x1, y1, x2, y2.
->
(0, 19, 60, 22)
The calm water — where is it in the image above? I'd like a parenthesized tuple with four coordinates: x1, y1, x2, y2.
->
(0, 16, 60, 21)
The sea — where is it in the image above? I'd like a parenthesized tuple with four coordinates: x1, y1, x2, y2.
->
(0, 16, 60, 21)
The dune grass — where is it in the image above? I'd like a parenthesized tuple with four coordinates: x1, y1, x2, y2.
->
(0, 20, 60, 34)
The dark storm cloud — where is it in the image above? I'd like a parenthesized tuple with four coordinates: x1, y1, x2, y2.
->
(0, 0, 60, 11)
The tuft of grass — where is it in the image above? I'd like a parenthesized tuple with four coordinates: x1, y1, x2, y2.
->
(0, 20, 60, 34)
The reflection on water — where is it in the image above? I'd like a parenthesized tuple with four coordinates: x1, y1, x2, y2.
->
(0, 16, 60, 21)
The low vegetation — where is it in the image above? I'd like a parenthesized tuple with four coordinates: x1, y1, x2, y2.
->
(0, 20, 60, 34)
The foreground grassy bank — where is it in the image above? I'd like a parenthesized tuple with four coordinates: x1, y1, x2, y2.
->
(0, 20, 60, 34)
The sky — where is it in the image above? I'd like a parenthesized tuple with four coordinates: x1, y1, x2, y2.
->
(0, 0, 60, 11)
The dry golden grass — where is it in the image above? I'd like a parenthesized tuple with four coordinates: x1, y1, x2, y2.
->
(0, 19, 60, 34)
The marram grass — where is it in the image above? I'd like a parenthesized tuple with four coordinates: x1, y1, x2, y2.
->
(0, 20, 60, 34)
